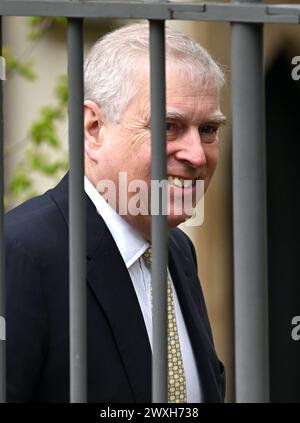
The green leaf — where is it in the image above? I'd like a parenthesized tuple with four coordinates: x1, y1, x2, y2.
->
(10, 171, 32, 197)
(30, 151, 67, 175)
(2, 47, 36, 80)
(27, 16, 67, 39)
(30, 122, 59, 147)
(18, 62, 36, 80)
(28, 16, 43, 26)
(55, 75, 68, 106)
(53, 17, 67, 26)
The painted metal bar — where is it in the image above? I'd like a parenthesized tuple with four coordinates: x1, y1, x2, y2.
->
(0, 15, 5, 404)
(231, 0, 269, 403)
(68, 17, 87, 403)
(0, 1, 299, 24)
(149, 19, 168, 403)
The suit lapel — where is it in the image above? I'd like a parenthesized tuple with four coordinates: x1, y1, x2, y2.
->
(51, 173, 152, 402)
(168, 232, 223, 403)
(86, 223, 152, 403)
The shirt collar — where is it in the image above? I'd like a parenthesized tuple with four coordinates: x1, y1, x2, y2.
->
(84, 176, 149, 268)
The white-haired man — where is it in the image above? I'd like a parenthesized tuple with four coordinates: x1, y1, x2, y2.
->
(5, 23, 226, 403)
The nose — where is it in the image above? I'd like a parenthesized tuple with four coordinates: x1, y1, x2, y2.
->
(174, 128, 207, 168)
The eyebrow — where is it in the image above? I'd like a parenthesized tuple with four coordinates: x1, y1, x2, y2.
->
(166, 111, 227, 126)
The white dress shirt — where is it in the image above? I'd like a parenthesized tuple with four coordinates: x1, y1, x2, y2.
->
(84, 176, 202, 402)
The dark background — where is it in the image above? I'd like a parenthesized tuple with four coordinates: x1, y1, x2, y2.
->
(266, 45, 300, 402)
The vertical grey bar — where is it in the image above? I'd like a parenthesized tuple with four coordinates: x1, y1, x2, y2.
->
(68, 18, 87, 403)
(0, 15, 5, 404)
(149, 20, 168, 403)
(231, 0, 269, 402)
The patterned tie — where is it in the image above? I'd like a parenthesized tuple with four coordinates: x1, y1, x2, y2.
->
(142, 246, 187, 403)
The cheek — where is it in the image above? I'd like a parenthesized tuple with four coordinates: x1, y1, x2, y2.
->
(122, 131, 151, 165)
(206, 145, 219, 172)
(130, 130, 151, 151)
(126, 147, 151, 182)
(133, 136, 152, 166)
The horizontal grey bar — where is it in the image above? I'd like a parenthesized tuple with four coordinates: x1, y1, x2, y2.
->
(268, 5, 300, 17)
(0, 1, 299, 24)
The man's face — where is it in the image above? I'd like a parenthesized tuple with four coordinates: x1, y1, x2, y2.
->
(87, 67, 225, 240)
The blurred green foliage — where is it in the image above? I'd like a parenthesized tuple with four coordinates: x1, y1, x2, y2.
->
(28, 16, 67, 39)
(5, 17, 69, 210)
(3, 47, 36, 81)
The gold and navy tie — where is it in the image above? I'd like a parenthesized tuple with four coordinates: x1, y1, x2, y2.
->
(142, 246, 187, 403)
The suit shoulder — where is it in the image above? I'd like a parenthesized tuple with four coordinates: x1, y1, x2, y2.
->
(5, 185, 66, 257)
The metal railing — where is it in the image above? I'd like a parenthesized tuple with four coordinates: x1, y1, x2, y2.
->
(1, 0, 300, 403)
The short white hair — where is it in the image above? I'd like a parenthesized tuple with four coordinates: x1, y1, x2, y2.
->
(84, 22, 225, 123)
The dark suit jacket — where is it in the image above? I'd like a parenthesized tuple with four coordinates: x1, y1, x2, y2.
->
(5, 173, 225, 402)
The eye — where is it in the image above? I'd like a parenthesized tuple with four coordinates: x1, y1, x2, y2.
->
(166, 122, 178, 132)
(199, 125, 219, 143)
(166, 121, 181, 139)
(200, 125, 218, 134)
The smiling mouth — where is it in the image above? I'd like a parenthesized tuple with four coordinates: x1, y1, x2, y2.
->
(167, 175, 197, 188)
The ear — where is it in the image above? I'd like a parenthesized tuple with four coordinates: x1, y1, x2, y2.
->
(84, 100, 105, 162)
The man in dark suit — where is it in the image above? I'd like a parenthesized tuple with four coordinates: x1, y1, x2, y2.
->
(5, 23, 226, 402)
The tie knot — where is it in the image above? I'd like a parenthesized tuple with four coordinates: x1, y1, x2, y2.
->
(142, 246, 152, 266)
